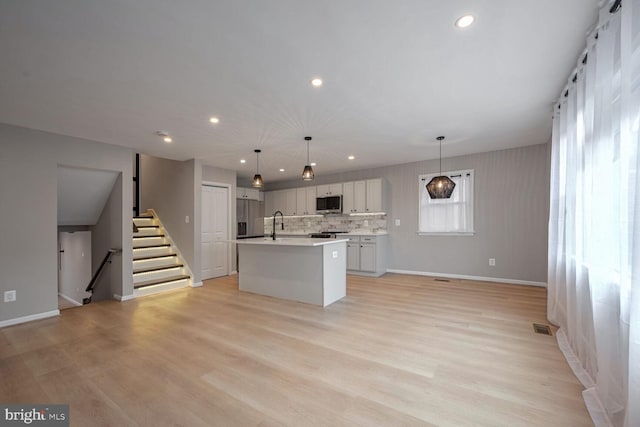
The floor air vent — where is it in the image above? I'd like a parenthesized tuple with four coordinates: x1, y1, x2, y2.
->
(434, 278, 450, 282)
(533, 323, 553, 336)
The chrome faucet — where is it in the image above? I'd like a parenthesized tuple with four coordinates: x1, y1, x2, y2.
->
(272, 211, 284, 240)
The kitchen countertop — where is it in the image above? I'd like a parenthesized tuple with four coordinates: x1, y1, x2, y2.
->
(232, 237, 349, 247)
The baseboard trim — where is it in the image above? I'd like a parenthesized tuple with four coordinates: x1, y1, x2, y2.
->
(0, 310, 60, 328)
(191, 281, 203, 287)
(385, 269, 547, 288)
(114, 293, 136, 301)
(58, 292, 82, 307)
(347, 270, 385, 278)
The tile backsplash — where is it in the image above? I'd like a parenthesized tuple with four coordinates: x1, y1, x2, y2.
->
(263, 213, 387, 234)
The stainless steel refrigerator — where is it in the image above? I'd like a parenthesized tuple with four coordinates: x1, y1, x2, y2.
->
(236, 199, 264, 237)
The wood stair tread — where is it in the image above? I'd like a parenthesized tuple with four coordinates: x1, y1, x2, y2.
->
(134, 275, 190, 289)
(135, 225, 160, 229)
(133, 264, 184, 274)
(133, 254, 177, 261)
(133, 234, 166, 239)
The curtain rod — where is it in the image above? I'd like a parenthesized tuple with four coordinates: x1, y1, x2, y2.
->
(559, 0, 621, 102)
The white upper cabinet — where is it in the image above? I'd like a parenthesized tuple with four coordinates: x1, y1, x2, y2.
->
(237, 187, 260, 200)
(343, 181, 365, 213)
(365, 178, 382, 212)
(262, 178, 382, 216)
(285, 189, 297, 215)
(265, 190, 286, 216)
(342, 182, 354, 213)
(343, 180, 377, 213)
(316, 183, 342, 196)
(296, 186, 316, 215)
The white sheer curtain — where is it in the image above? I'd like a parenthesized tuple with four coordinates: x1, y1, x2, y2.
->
(548, 1, 640, 426)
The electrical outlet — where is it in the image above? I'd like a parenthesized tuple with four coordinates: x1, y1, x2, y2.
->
(489, 258, 496, 266)
(4, 290, 16, 302)
(395, 219, 401, 226)
(185, 215, 190, 224)
(332, 251, 338, 259)
(364, 220, 369, 227)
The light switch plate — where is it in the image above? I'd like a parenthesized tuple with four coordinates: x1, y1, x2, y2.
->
(185, 215, 190, 223)
(332, 251, 338, 259)
(4, 290, 16, 302)
(395, 219, 401, 226)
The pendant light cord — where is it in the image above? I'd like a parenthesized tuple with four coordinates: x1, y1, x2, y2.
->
(436, 136, 445, 175)
(439, 140, 442, 175)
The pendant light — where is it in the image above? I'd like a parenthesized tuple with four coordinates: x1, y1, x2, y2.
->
(426, 136, 455, 199)
(252, 149, 264, 188)
(302, 136, 314, 181)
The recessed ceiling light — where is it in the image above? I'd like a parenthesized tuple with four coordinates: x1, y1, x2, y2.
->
(279, 168, 285, 172)
(310, 162, 316, 166)
(348, 155, 355, 160)
(209, 117, 219, 124)
(311, 78, 323, 87)
(240, 159, 246, 164)
(163, 137, 172, 143)
(455, 14, 475, 28)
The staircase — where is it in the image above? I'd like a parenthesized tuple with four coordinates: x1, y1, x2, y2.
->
(132, 211, 191, 297)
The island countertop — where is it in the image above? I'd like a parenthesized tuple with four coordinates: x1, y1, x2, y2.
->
(231, 237, 348, 247)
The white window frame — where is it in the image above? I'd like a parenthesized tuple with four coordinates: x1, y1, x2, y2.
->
(418, 169, 475, 236)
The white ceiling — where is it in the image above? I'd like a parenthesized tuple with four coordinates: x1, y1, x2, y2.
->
(0, 1, 599, 184)
(57, 166, 119, 226)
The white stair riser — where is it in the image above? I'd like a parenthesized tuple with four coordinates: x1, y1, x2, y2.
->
(133, 218, 157, 227)
(133, 236, 166, 248)
(133, 246, 173, 259)
(134, 279, 190, 297)
(133, 257, 180, 270)
(133, 267, 185, 284)
(134, 228, 162, 237)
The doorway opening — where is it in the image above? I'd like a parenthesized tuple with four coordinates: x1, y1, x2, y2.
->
(57, 165, 123, 308)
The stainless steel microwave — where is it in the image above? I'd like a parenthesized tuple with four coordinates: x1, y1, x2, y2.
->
(316, 195, 342, 213)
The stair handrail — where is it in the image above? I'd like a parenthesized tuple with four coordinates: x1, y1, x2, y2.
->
(83, 248, 121, 304)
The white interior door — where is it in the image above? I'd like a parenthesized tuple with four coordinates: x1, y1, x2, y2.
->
(202, 185, 229, 280)
(58, 231, 92, 305)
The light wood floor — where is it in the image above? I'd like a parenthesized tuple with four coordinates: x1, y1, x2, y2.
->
(1, 274, 592, 426)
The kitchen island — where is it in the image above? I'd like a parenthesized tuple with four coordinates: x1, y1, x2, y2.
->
(234, 237, 347, 307)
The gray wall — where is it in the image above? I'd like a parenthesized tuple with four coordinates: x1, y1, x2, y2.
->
(0, 123, 133, 324)
(267, 143, 550, 284)
(90, 173, 123, 301)
(140, 155, 197, 277)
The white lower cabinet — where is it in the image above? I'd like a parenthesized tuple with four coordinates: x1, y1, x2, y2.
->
(346, 235, 386, 277)
(347, 238, 360, 270)
(359, 241, 376, 272)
